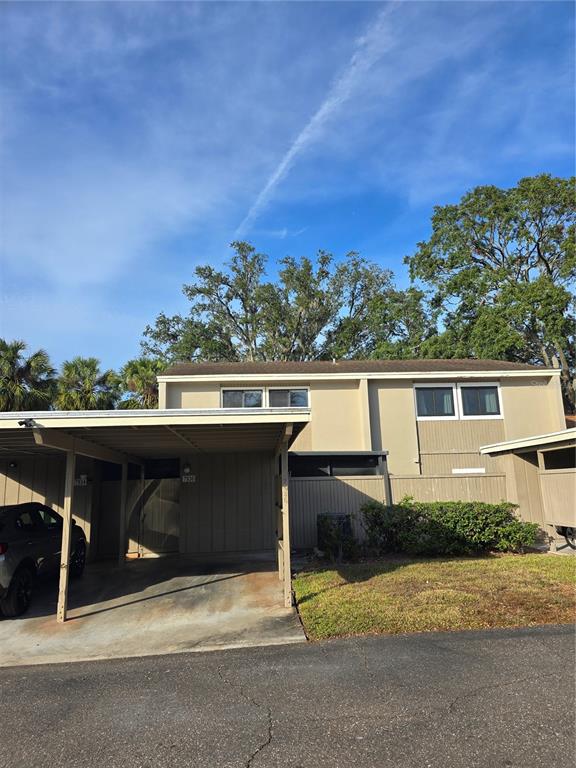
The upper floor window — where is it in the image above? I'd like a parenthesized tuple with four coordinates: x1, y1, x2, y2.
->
(460, 385, 500, 417)
(222, 389, 263, 408)
(268, 389, 309, 408)
(415, 386, 456, 419)
(221, 387, 308, 408)
(415, 382, 503, 420)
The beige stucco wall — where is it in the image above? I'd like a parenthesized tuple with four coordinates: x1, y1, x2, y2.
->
(368, 381, 420, 475)
(306, 380, 365, 452)
(165, 382, 221, 409)
(500, 376, 565, 440)
(164, 378, 366, 452)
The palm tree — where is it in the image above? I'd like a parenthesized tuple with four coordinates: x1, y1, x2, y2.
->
(0, 339, 56, 411)
(56, 357, 120, 410)
(119, 358, 164, 409)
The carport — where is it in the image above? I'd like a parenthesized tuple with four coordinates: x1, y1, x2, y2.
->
(0, 408, 310, 623)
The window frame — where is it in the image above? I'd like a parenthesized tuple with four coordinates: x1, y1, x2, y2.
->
(15, 507, 44, 533)
(414, 383, 458, 421)
(37, 504, 63, 531)
(540, 445, 576, 471)
(289, 452, 387, 478)
(220, 388, 264, 409)
(457, 382, 503, 421)
(220, 386, 310, 408)
(414, 382, 504, 421)
(266, 387, 310, 408)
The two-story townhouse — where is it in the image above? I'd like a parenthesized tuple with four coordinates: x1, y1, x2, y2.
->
(157, 358, 566, 534)
(0, 358, 570, 621)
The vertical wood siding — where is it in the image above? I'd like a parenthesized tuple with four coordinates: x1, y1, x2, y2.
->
(97, 453, 276, 557)
(417, 420, 505, 475)
(419, 453, 502, 475)
(539, 470, 576, 527)
(510, 454, 544, 524)
(0, 456, 65, 510)
(179, 452, 275, 554)
(389, 475, 507, 503)
(290, 474, 508, 549)
(0, 456, 95, 550)
(290, 477, 388, 548)
(417, 420, 505, 453)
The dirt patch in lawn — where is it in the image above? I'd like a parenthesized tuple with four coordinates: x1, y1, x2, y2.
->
(293, 553, 576, 639)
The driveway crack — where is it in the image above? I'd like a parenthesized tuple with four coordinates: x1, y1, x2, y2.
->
(217, 665, 273, 767)
(448, 670, 559, 713)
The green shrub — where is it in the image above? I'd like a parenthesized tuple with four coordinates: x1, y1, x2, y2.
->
(317, 513, 359, 562)
(360, 497, 538, 556)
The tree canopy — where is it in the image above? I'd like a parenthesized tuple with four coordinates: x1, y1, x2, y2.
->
(55, 357, 120, 411)
(0, 339, 55, 411)
(406, 174, 575, 409)
(119, 358, 164, 409)
(142, 241, 435, 363)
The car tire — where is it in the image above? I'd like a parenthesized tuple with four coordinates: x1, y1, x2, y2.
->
(70, 540, 87, 578)
(0, 565, 35, 618)
(563, 527, 576, 550)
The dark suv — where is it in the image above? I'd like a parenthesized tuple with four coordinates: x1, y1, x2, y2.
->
(0, 502, 87, 617)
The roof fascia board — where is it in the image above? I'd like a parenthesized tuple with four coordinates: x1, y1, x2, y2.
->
(0, 408, 311, 430)
(480, 428, 576, 455)
(157, 369, 559, 384)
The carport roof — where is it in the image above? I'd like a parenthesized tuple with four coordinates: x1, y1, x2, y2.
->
(0, 408, 310, 460)
(480, 427, 576, 455)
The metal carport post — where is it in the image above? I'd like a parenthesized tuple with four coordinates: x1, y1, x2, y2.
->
(32, 428, 144, 623)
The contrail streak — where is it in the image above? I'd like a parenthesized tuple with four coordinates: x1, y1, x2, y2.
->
(234, 4, 398, 238)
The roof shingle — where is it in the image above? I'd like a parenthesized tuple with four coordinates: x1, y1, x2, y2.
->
(160, 359, 550, 377)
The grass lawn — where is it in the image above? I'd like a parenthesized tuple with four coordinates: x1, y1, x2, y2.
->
(293, 554, 576, 640)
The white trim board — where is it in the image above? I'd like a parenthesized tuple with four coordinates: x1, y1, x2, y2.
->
(0, 408, 311, 431)
(480, 428, 576, 455)
(157, 369, 559, 384)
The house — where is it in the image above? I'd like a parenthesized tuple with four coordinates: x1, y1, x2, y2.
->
(0, 358, 568, 623)
(157, 357, 567, 530)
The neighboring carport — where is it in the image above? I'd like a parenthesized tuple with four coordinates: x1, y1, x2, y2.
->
(480, 428, 576, 544)
(0, 408, 309, 623)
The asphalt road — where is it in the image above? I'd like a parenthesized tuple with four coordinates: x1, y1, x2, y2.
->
(0, 625, 573, 768)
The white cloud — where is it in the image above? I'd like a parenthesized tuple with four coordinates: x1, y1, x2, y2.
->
(234, 3, 401, 237)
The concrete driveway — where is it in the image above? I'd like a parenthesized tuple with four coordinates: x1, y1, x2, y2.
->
(0, 625, 572, 768)
(0, 555, 305, 666)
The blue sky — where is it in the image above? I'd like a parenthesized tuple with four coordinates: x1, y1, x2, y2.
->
(0, 1, 574, 369)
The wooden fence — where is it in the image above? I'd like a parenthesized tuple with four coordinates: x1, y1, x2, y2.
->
(539, 469, 576, 527)
(289, 473, 508, 549)
(390, 474, 507, 504)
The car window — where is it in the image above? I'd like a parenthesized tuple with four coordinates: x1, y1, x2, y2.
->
(15, 509, 43, 532)
(37, 507, 63, 531)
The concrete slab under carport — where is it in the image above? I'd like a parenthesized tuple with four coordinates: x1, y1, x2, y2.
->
(0, 555, 306, 667)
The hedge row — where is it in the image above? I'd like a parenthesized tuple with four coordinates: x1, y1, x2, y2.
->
(359, 498, 539, 557)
